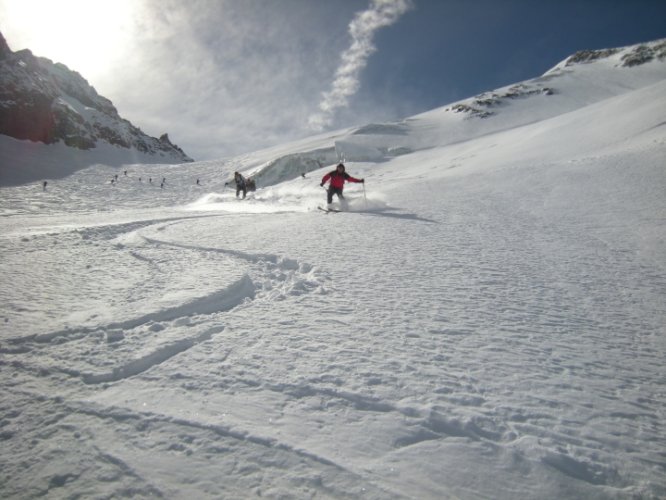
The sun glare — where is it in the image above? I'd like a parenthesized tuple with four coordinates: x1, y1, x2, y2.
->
(0, 0, 137, 81)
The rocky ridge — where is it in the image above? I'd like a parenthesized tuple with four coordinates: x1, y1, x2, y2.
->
(0, 32, 192, 162)
(446, 38, 666, 120)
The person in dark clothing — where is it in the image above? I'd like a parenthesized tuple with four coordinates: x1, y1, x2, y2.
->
(231, 171, 247, 199)
(320, 163, 364, 204)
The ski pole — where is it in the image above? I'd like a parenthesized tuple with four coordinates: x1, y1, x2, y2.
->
(363, 181, 368, 209)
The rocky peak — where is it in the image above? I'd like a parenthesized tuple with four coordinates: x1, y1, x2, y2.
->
(0, 32, 10, 59)
(0, 30, 192, 162)
(565, 38, 666, 68)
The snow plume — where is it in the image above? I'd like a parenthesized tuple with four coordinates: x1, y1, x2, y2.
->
(308, 0, 412, 131)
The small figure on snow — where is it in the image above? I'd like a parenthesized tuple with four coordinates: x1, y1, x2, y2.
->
(320, 163, 363, 205)
(42, 180, 47, 191)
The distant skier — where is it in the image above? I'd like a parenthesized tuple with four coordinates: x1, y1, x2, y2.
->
(42, 180, 47, 191)
(320, 163, 364, 205)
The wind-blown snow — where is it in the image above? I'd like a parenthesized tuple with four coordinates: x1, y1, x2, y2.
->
(1, 41, 665, 498)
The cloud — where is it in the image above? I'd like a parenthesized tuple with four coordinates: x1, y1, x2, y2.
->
(99, 0, 349, 160)
(308, 0, 412, 131)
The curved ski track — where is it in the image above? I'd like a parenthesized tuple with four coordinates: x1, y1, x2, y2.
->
(2, 215, 327, 386)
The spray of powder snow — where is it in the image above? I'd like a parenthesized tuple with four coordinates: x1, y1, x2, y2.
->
(186, 184, 389, 214)
(308, 0, 412, 131)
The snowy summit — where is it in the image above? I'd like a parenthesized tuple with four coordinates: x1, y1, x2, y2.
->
(0, 39, 665, 499)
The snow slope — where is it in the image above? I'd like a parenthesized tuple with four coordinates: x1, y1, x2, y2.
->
(0, 41, 665, 499)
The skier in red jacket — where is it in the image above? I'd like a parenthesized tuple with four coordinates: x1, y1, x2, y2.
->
(320, 163, 364, 205)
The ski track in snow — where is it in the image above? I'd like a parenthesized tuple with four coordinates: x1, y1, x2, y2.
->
(2, 215, 326, 387)
(0, 210, 409, 499)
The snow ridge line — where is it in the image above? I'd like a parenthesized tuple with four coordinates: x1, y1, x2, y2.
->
(67, 399, 366, 480)
(140, 235, 301, 268)
(90, 448, 165, 498)
(76, 216, 204, 241)
(139, 234, 324, 301)
(262, 381, 510, 446)
(81, 327, 228, 385)
(6, 274, 255, 345)
(75, 214, 230, 241)
(3, 231, 325, 386)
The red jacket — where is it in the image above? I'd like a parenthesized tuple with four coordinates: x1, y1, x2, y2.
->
(322, 170, 362, 189)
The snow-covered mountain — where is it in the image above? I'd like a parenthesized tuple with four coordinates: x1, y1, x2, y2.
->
(233, 39, 666, 189)
(0, 31, 192, 186)
(0, 39, 665, 499)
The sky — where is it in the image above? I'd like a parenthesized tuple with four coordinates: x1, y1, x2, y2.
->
(1, 0, 665, 161)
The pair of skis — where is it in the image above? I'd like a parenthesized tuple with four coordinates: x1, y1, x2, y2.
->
(318, 206, 341, 214)
(318, 177, 367, 213)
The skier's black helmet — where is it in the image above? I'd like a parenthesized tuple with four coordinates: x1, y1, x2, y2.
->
(337, 163, 345, 171)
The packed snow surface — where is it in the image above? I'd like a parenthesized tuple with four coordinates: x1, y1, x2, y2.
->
(1, 43, 665, 498)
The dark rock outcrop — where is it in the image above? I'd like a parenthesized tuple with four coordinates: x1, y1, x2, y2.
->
(0, 31, 193, 162)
